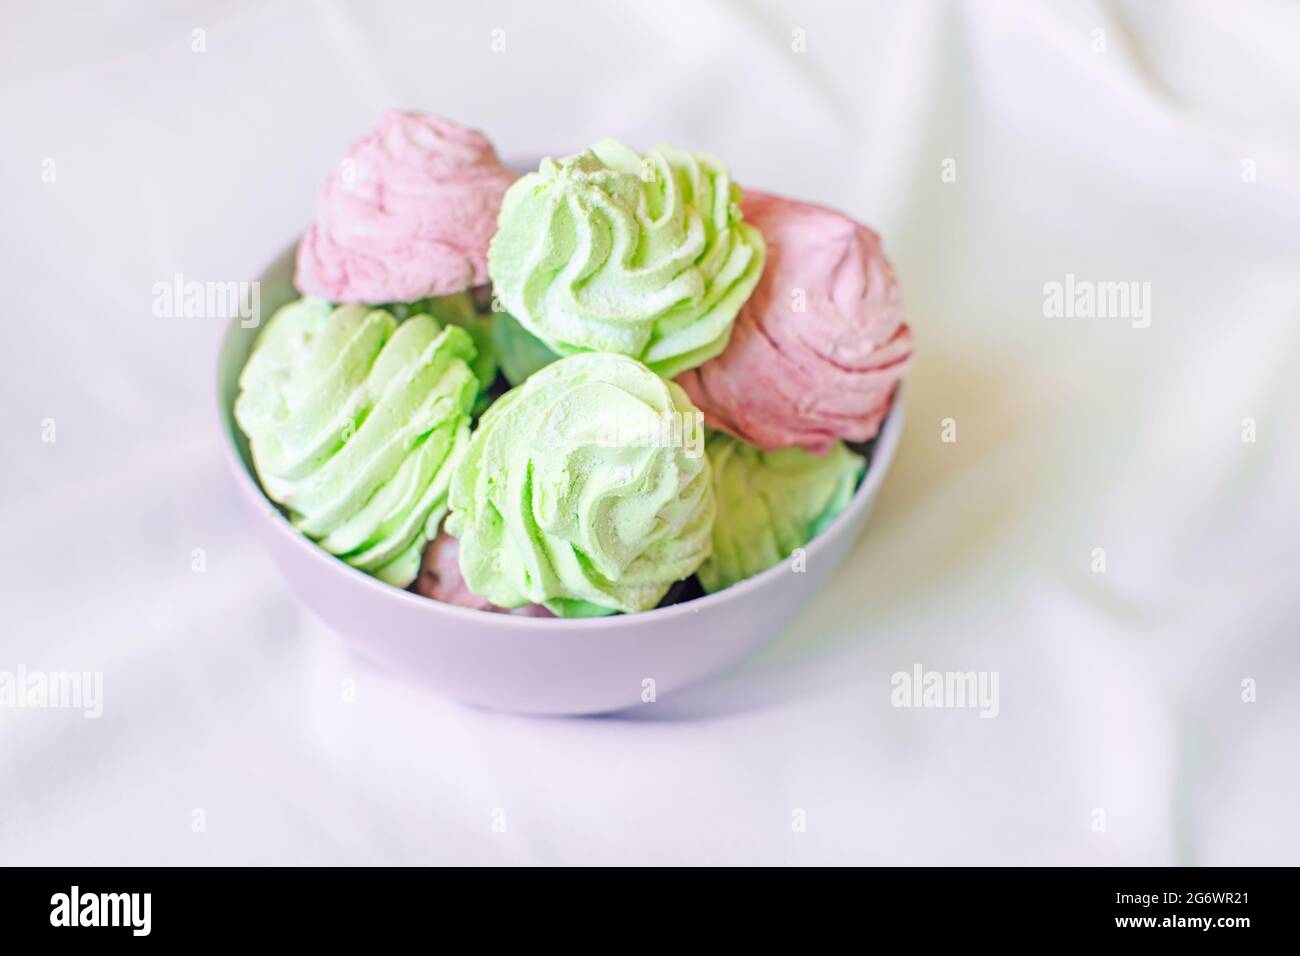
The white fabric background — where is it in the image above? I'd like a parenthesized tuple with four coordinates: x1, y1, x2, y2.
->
(2, 0, 1298, 865)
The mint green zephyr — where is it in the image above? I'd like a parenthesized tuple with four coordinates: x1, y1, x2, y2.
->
(235, 297, 478, 586)
(447, 352, 715, 616)
(699, 432, 865, 593)
(487, 140, 765, 379)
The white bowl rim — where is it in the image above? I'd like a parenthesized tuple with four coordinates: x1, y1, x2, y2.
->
(217, 311, 905, 633)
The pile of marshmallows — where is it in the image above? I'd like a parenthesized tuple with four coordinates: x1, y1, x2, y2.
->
(236, 111, 912, 619)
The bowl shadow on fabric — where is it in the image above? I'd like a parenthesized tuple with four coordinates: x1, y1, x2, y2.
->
(216, 242, 907, 717)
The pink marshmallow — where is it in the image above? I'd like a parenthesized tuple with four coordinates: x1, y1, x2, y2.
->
(295, 111, 515, 304)
(678, 191, 912, 453)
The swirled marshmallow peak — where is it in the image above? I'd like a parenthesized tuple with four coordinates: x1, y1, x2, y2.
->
(234, 298, 479, 586)
(295, 111, 516, 304)
(487, 140, 765, 378)
(446, 352, 715, 617)
(677, 191, 913, 453)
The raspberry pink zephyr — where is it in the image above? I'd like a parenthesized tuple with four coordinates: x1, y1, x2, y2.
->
(295, 111, 516, 304)
(677, 191, 913, 454)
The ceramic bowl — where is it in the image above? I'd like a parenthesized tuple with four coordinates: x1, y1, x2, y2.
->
(217, 243, 905, 715)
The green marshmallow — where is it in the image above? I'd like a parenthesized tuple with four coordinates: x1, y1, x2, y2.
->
(487, 140, 765, 379)
(698, 433, 866, 593)
(234, 297, 479, 586)
(491, 308, 560, 386)
(446, 352, 715, 616)
(388, 292, 498, 399)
